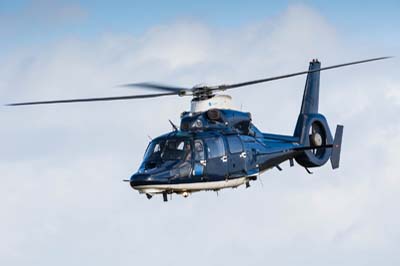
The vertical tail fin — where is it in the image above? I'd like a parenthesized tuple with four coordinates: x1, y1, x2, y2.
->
(294, 59, 322, 142)
(300, 59, 320, 114)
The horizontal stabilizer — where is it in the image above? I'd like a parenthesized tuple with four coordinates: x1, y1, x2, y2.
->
(293, 144, 332, 151)
(330, 125, 344, 169)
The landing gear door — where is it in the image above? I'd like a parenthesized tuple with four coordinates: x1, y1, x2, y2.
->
(204, 137, 228, 181)
(192, 139, 205, 179)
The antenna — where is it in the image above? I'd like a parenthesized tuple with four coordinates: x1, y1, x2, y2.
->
(169, 119, 178, 131)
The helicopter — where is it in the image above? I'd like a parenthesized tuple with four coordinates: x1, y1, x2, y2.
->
(7, 57, 390, 201)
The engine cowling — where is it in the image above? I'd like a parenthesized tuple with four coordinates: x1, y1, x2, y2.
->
(295, 114, 333, 167)
(180, 109, 251, 133)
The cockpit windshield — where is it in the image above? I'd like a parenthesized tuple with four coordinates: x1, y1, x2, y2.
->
(143, 138, 191, 162)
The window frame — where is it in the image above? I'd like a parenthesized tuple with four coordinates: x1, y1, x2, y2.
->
(194, 139, 205, 161)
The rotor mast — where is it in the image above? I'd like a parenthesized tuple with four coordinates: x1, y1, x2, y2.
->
(190, 94, 233, 112)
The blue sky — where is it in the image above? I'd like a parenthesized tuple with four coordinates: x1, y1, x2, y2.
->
(1, 0, 399, 55)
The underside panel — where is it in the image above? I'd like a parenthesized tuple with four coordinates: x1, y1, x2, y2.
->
(133, 176, 250, 194)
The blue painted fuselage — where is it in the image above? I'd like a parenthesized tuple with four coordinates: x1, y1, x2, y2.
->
(130, 109, 302, 190)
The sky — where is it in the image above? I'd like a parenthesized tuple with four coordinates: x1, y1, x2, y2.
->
(1, 1, 400, 266)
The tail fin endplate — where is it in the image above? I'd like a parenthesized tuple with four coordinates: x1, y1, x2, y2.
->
(330, 125, 344, 169)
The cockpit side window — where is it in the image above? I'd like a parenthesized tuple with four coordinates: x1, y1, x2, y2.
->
(205, 137, 225, 159)
(143, 141, 163, 161)
(194, 139, 205, 161)
(177, 141, 184, 150)
(154, 143, 161, 152)
(143, 139, 191, 162)
(161, 139, 190, 161)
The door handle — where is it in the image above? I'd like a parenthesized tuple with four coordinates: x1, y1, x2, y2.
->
(221, 155, 228, 162)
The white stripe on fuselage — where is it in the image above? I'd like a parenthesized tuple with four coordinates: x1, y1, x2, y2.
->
(133, 177, 249, 194)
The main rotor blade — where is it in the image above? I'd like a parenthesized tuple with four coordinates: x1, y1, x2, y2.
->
(6, 92, 178, 106)
(121, 82, 190, 93)
(216, 56, 392, 91)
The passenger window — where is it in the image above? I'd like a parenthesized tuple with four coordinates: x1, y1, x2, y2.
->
(227, 136, 243, 153)
(194, 140, 205, 161)
(205, 137, 225, 159)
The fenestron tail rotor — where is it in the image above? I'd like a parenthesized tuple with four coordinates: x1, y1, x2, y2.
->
(6, 56, 391, 106)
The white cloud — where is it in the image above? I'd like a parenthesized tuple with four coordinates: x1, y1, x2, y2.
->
(0, 4, 399, 266)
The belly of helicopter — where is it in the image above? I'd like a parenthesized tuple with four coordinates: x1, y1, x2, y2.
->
(133, 176, 248, 194)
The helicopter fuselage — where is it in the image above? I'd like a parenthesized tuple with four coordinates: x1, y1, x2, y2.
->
(129, 109, 303, 198)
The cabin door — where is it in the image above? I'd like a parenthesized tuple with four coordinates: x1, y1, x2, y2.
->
(226, 135, 247, 178)
(204, 137, 228, 181)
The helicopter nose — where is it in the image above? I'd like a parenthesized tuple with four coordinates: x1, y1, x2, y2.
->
(129, 173, 151, 188)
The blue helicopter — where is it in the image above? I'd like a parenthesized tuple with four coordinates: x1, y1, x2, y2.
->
(8, 57, 389, 201)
